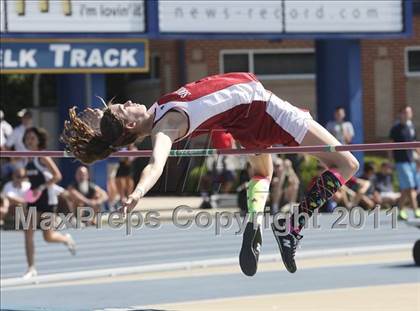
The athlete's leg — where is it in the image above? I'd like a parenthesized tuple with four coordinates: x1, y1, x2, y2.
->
(301, 120, 359, 181)
(239, 154, 272, 276)
(247, 154, 273, 220)
(293, 119, 359, 229)
(248, 154, 273, 179)
(273, 119, 359, 273)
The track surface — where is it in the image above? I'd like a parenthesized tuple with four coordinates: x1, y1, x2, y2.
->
(1, 212, 419, 310)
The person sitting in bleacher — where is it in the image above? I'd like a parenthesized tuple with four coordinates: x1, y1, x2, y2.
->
(375, 161, 401, 207)
(1, 168, 31, 225)
(360, 162, 382, 206)
(68, 166, 108, 225)
(270, 157, 300, 214)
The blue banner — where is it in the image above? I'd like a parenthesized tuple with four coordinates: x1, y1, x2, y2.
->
(0, 39, 148, 73)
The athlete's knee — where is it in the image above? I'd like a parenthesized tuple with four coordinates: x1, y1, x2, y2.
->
(339, 155, 359, 180)
(329, 153, 359, 181)
(347, 155, 360, 175)
(251, 169, 272, 181)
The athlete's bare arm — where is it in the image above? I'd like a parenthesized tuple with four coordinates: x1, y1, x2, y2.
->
(121, 111, 188, 213)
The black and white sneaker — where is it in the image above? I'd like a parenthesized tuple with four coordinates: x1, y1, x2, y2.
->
(271, 222, 302, 273)
(239, 222, 262, 277)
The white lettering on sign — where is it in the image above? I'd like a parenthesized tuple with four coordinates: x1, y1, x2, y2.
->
(70, 49, 87, 67)
(87, 49, 104, 67)
(50, 44, 71, 67)
(0, 49, 38, 68)
(1, 50, 18, 67)
(103, 49, 120, 67)
(120, 49, 138, 66)
(1, 44, 143, 70)
(65, 48, 138, 68)
(19, 49, 37, 67)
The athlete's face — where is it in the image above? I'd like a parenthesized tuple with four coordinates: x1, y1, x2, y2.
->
(109, 100, 147, 124)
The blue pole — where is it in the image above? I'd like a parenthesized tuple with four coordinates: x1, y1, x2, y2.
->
(315, 39, 364, 174)
(88, 74, 107, 190)
(57, 74, 87, 186)
(146, 0, 159, 37)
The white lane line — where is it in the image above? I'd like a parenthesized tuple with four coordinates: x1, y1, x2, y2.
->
(1, 243, 412, 289)
(1, 232, 415, 274)
(2, 234, 415, 275)
(2, 232, 415, 263)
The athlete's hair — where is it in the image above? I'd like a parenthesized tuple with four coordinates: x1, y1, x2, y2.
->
(24, 127, 48, 150)
(60, 101, 138, 164)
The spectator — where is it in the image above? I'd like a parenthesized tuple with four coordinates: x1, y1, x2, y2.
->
(347, 175, 375, 209)
(271, 158, 300, 214)
(1, 110, 15, 189)
(115, 144, 136, 205)
(211, 131, 235, 150)
(1, 168, 31, 226)
(106, 159, 120, 211)
(416, 158, 420, 206)
(326, 106, 355, 144)
(237, 162, 253, 216)
(199, 131, 237, 209)
(68, 166, 108, 224)
(22, 127, 76, 279)
(5, 109, 33, 151)
(0, 195, 9, 227)
(375, 162, 400, 206)
(390, 106, 419, 220)
(360, 162, 382, 205)
(1, 168, 31, 208)
(0, 110, 13, 150)
(333, 186, 352, 209)
(1, 157, 26, 186)
(208, 131, 237, 193)
(285, 153, 305, 198)
(333, 171, 375, 210)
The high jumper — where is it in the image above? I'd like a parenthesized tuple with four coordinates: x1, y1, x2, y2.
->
(61, 72, 359, 276)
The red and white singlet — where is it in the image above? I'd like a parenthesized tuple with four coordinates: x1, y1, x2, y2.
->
(149, 72, 312, 149)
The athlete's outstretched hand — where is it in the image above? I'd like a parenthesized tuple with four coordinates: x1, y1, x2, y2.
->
(120, 192, 142, 215)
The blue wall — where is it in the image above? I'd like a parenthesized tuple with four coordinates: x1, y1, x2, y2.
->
(316, 39, 364, 173)
(57, 74, 107, 189)
(57, 74, 87, 187)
